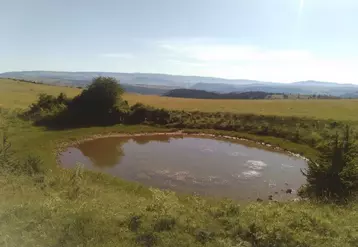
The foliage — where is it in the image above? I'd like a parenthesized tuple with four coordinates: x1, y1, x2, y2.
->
(123, 108, 346, 154)
(25, 76, 128, 127)
(2, 77, 358, 245)
(27, 87, 349, 155)
(25, 93, 69, 120)
(165, 88, 273, 99)
(301, 126, 358, 201)
(128, 103, 170, 125)
(1, 109, 358, 246)
(70, 76, 124, 114)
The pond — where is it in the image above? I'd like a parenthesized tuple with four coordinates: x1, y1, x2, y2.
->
(59, 135, 307, 201)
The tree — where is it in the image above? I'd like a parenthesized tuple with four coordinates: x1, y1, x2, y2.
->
(72, 76, 124, 113)
(301, 126, 358, 201)
(29, 76, 128, 127)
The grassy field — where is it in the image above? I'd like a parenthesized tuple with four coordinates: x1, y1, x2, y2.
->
(1, 78, 358, 122)
(0, 78, 81, 109)
(124, 94, 358, 122)
(1, 78, 358, 246)
(1, 110, 357, 247)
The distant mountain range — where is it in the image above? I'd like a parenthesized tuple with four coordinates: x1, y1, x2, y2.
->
(1, 71, 358, 97)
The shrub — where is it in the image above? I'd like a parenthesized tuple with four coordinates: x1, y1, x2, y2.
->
(70, 76, 124, 115)
(128, 103, 170, 125)
(27, 76, 128, 127)
(26, 93, 69, 120)
(301, 126, 358, 201)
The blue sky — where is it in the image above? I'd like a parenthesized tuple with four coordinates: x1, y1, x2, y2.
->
(1, 0, 358, 83)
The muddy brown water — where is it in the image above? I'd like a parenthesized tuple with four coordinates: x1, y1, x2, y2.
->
(59, 135, 307, 201)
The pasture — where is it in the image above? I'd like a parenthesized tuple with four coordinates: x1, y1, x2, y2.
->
(0, 77, 358, 246)
(124, 94, 358, 122)
(1, 78, 357, 122)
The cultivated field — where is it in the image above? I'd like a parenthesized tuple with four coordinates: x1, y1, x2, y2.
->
(1, 78, 357, 122)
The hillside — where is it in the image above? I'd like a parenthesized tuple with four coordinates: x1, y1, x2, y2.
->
(0, 78, 357, 121)
(165, 88, 272, 99)
(1, 77, 358, 246)
(2, 71, 358, 97)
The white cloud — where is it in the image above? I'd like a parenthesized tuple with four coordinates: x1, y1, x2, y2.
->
(157, 39, 358, 83)
(160, 42, 312, 63)
(100, 53, 134, 59)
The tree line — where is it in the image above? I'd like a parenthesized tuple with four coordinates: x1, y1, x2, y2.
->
(164, 89, 273, 99)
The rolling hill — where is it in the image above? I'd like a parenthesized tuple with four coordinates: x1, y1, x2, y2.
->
(1, 71, 358, 97)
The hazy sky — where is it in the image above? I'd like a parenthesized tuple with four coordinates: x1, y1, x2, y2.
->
(1, 0, 358, 83)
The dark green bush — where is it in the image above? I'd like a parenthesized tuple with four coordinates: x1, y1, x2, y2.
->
(70, 76, 124, 115)
(27, 76, 128, 127)
(301, 126, 358, 201)
(26, 93, 69, 120)
(128, 103, 170, 125)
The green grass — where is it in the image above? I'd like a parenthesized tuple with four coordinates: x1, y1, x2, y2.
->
(2, 168, 357, 247)
(1, 78, 358, 246)
(0, 108, 357, 246)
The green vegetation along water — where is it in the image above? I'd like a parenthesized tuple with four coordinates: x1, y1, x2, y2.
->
(59, 135, 307, 201)
(1, 77, 358, 246)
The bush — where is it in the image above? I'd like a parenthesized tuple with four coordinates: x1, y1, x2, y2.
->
(70, 76, 124, 115)
(27, 76, 128, 127)
(26, 93, 69, 120)
(301, 126, 358, 201)
(128, 103, 170, 124)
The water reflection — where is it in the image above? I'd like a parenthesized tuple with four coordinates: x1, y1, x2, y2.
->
(78, 135, 172, 167)
(59, 135, 307, 201)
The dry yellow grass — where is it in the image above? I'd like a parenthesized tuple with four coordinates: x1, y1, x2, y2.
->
(123, 94, 358, 122)
(1, 78, 357, 122)
(0, 78, 81, 109)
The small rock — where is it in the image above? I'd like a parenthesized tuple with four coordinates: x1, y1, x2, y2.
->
(268, 195, 273, 201)
(256, 198, 263, 202)
(285, 182, 289, 186)
(274, 191, 279, 195)
(286, 189, 293, 194)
